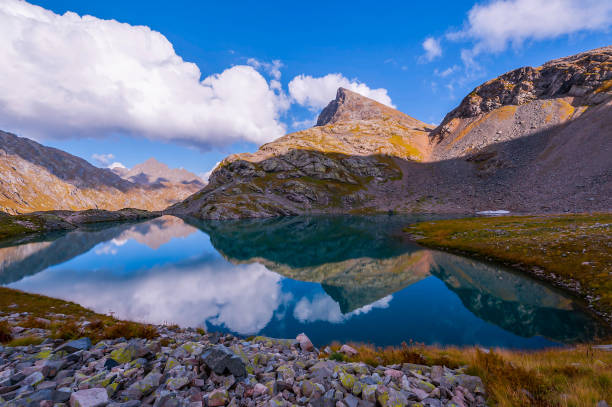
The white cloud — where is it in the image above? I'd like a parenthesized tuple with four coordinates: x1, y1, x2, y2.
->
(288, 73, 394, 110)
(421, 37, 442, 61)
(434, 66, 459, 78)
(199, 161, 220, 183)
(109, 162, 126, 169)
(449, 0, 612, 54)
(293, 294, 392, 324)
(92, 153, 114, 166)
(247, 58, 283, 81)
(0, 0, 288, 149)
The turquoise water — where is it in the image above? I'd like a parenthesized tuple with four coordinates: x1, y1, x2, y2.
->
(0, 215, 607, 348)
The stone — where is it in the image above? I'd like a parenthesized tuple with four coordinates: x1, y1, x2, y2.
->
(361, 385, 377, 403)
(456, 375, 485, 395)
(166, 376, 190, 391)
(28, 389, 71, 403)
(70, 388, 109, 407)
(104, 358, 120, 370)
(57, 338, 92, 354)
(339, 345, 357, 356)
(296, 333, 314, 352)
(375, 386, 407, 407)
(383, 369, 402, 379)
(344, 394, 359, 407)
(208, 389, 229, 406)
(126, 371, 162, 399)
(42, 359, 65, 378)
(201, 345, 247, 377)
(23, 371, 44, 387)
(253, 383, 268, 397)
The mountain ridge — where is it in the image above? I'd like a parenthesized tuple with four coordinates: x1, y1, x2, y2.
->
(168, 46, 611, 219)
(0, 131, 203, 214)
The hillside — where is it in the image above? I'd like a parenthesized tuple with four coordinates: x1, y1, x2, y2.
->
(169, 46, 612, 219)
(0, 132, 202, 214)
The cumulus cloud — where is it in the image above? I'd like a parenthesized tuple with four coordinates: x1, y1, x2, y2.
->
(448, 0, 612, 54)
(293, 294, 393, 324)
(0, 0, 288, 149)
(91, 153, 115, 166)
(421, 37, 442, 61)
(288, 73, 394, 110)
(109, 162, 126, 169)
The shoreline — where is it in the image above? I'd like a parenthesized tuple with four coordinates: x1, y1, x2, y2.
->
(1, 287, 611, 406)
(407, 213, 612, 327)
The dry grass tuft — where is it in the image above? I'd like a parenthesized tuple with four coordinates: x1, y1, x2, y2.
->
(330, 342, 612, 407)
(0, 320, 13, 343)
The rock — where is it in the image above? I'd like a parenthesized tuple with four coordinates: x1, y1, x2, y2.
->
(296, 333, 314, 352)
(23, 371, 44, 387)
(70, 388, 109, 407)
(208, 389, 229, 406)
(57, 338, 92, 354)
(375, 386, 407, 407)
(201, 345, 247, 377)
(104, 358, 120, 370)
(28, 389, 71, 403)
(109, 340, 148, 364)
(42, 359, 65, 378)
(166, 376, 190, 391)
(339, 345, 357, 356)
(126, 371, 162, 399)
(253, 383, 269, 397)
(361, 385, 377, 403)
(383, 369, 402, 379)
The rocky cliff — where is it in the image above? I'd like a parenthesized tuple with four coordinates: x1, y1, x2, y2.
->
(0, 132, 202, 214)
(169, 46, 612, 219)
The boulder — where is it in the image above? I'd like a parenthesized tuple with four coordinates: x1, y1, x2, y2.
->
(69, 388, 109, 407)
(296, 333, 314, 352)
(339, 345, 357, 356)
(56, 338, 92, 354)
(201, 345, 247, 377)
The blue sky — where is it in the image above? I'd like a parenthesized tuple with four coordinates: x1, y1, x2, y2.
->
(1, 0, 611, 176)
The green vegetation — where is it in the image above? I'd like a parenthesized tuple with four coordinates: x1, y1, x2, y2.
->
(327, 342, 612, 407)
(0, 287, 158, 344)
(0, 212, 68, 240)
(407, 213, 612, 322)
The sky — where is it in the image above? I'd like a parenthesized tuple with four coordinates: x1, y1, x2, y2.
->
(0, 0, 610, 178)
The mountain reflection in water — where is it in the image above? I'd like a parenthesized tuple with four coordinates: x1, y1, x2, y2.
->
(1, 215, 608, 348)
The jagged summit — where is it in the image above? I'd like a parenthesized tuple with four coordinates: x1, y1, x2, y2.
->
(432, 45, 612, 143)
(316, 87, 423, 128)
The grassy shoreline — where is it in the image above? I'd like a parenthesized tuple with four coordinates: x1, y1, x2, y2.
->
(407, 213, 612, 326)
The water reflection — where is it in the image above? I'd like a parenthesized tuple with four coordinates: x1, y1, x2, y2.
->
(1, 215, 608, 347)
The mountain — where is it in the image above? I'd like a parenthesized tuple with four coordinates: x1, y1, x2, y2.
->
(169, 46, 611, 219)
(0, 131, 202, 214)
(112, 158, 204, 188)
(168, 87, 434, 219)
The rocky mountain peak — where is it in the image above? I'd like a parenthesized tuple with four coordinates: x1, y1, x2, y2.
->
(432, 45, 612, 140)
(316, 87, 410, 126)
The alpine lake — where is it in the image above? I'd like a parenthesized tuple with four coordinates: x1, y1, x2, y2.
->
(1, 215, 608, 349)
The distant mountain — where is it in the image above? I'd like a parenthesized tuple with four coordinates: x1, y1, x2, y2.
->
(0, 132, 202, 214)
(169, 46, 611, 219)
(112, 158, 204, 188)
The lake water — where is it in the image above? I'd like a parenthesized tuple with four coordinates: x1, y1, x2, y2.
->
(0, 215, 607, 349)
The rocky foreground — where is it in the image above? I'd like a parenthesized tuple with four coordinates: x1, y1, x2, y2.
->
(0, 313, 485, 407)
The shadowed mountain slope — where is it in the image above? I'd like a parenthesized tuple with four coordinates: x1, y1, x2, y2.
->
(169, 46, 611, 219)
